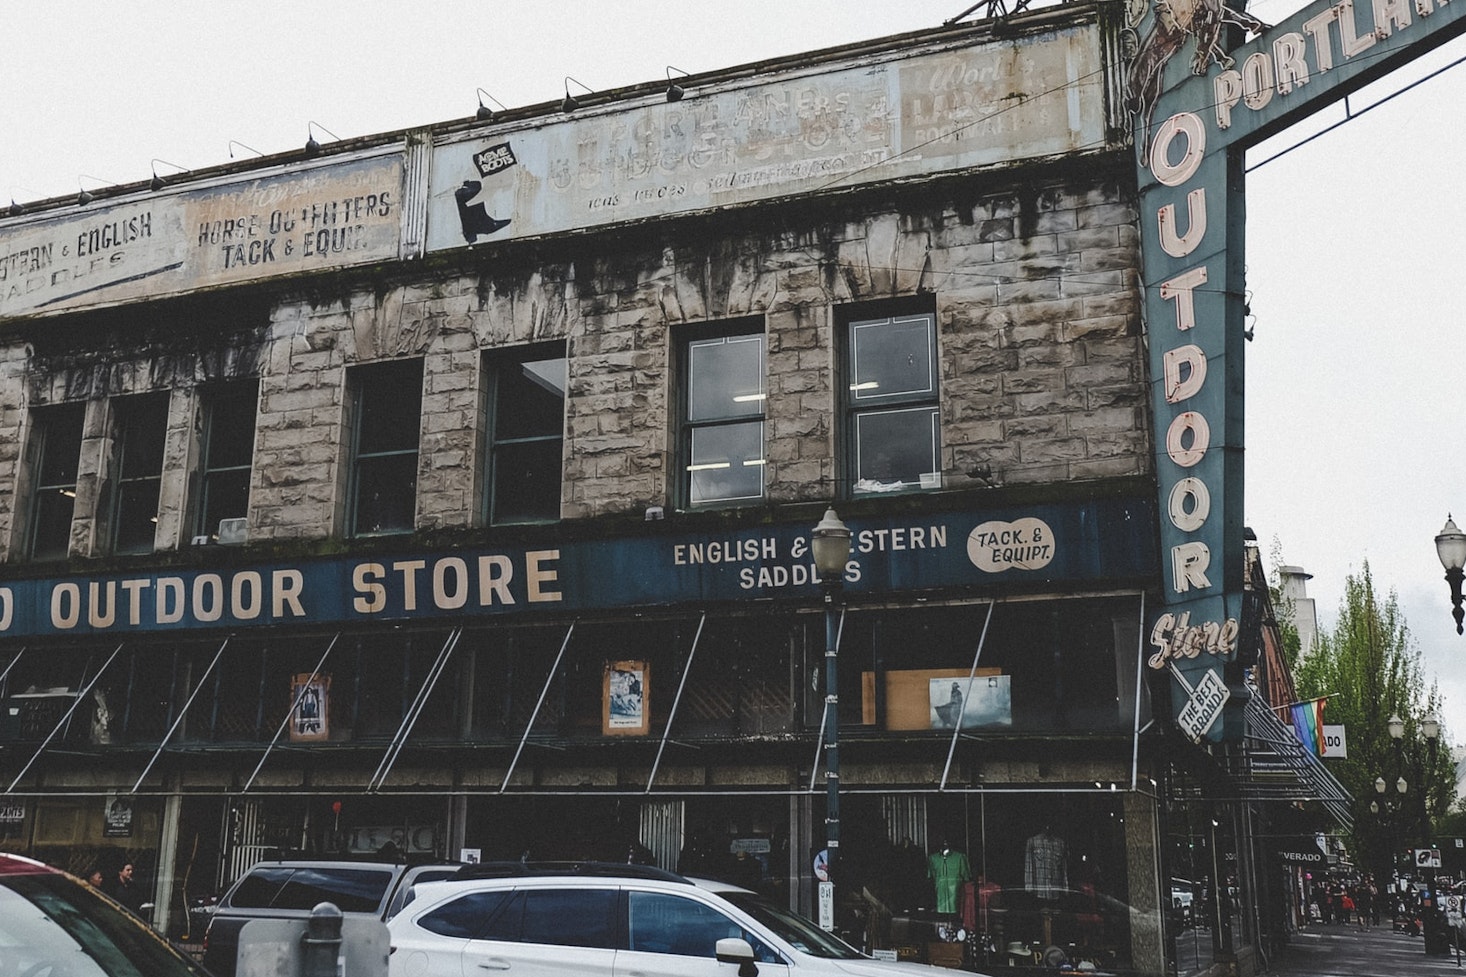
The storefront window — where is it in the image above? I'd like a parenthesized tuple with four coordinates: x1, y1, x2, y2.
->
(1163, 775, 1246, 977)
(807, 598, 1144, 735)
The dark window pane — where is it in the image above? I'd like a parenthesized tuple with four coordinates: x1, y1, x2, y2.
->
(110, 396, 168, 554)
(488, 347, 565, 526)
(420, 891, 512, 939)
(520, 889, 617, 948)
(118, 398, 169, 478)
(495, 357, 566, 440)
(114, 478, 161, 555)
(481, 891, 524, 942)
(350, 361, 422, 538)
(198, 385, 257, 537)
(689, 422, 764, 505)
(29, 403, 86, 561)
(688, 336, 764, 422)
(627, 891, 744, 957)
(358, 366, 423, 454)
(36, 407, 85, 486)
(205, 389, 257, 469)
(29, 491, 75, 562)
(492, 440, 563, 523)
(226, 867, 294, 908)
(851, 315, 935, 401)
(854, 407, 939, 488)
(201, 469, 251, 536)
(353, 454, 418, 535)
(270, 868, 393, 912)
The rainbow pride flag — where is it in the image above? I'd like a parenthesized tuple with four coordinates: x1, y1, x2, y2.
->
(1291, 699, 1326, 756)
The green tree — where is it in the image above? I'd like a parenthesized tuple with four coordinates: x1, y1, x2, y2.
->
(1290, 562, 1454, 877)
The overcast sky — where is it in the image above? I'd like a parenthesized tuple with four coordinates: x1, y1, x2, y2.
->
(4, 1, 1465, 749)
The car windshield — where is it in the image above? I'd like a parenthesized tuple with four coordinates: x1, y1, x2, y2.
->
(718, 891, 863, 959)
(0, 872, 208, 977)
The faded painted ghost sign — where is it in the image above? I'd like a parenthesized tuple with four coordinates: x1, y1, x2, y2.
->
(0, 154, 403, 319)
(1132, 0, 1466, 740)
(424, 26, 1107, 251)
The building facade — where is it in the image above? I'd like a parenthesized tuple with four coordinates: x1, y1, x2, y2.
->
(0, 4, 1346, 974)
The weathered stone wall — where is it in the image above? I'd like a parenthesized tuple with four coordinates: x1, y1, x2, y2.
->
(0, 172, 1148, 554)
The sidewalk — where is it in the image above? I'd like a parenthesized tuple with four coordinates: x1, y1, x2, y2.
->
(1270, 922, 1464, 976)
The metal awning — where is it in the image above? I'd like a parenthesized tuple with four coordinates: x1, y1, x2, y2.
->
(1236, 693, 1353, 831)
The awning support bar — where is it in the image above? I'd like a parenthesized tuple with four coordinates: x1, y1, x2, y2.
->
(133, 636, 232, 793)
(369, 627, 463, 791)
(646, 612, 707, 793)
(502, 621, 576, 793)
(940, 601, 994, 790)
(8, 642, 124, 793)
(0, 647, 25, 688)
(240, 633, 339, 794)
(1131, 590, 1147, 790)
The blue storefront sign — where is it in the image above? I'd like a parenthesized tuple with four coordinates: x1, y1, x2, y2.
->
(0, 497, 1153, 637)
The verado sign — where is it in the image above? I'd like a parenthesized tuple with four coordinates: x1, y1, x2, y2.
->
(1130, 0, 1466, 740)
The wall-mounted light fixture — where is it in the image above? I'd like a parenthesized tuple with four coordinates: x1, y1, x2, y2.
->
(304, 121, 340, 157)
(6, 186, 37, 217)
(149, 159, 188, 192)
(476, 88, 508, 122)
(562, 76, 594, 113)
(76, 175, 111, 207)
(228, 140, 263, 159)
(665, 66, 691, 103)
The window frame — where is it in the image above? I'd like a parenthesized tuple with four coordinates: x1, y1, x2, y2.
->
(193, 381, 258, 541)
(483, 342, 567, 526)
(24, 402, 86, 562)
(676, 319, 767, 509)
(839, 302, 940, 498)
(346, 359, 424, 539)
(108, 393, 170, 556)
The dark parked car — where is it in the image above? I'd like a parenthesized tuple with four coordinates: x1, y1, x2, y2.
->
(0, 852, 211, 977)
(202, 858, 459, 977)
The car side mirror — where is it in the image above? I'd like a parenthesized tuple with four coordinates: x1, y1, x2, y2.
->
(715, 937, 759, 977)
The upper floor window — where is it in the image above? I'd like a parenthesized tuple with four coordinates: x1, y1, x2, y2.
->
(843, 309, 940, 495)
(109, 394, 169, 555)
(195, 382, 258, 541)
(25, 402, 86, 562)
(348, 360, 422, 537)
(680, 325, 766, 507)
(485, 345, 566, 525)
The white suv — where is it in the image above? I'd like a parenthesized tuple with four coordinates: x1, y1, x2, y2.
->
(387, 862, 972, 976)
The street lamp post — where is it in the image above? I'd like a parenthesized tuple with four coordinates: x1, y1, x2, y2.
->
(1417, 715, 1447, 955)
(811, 507, 851, 933)
(1384, 711, 1447, 953)
(1372, 768, 1407, 883)
(1421, 715, 1442, 847)
(1434, 515, 1466, 634)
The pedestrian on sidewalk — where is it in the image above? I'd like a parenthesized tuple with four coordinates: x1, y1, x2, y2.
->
(1356, 880, 1374, 930)
(1341, 890, 1356, 929)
